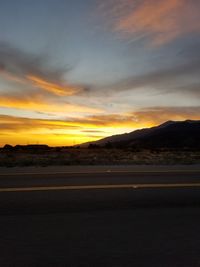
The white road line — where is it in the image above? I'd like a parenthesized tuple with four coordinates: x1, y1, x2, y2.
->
(0, 170, 200, 176)
(1, 183, 200, 192)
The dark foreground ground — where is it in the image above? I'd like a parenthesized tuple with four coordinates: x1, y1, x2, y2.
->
(0, 148, 200, 166)
(0, 168, 200, 266)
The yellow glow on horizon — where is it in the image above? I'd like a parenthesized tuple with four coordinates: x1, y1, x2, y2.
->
(0, 117, 156, 147)
(0, 110, 199, 147)
(0, 132, 102, 147)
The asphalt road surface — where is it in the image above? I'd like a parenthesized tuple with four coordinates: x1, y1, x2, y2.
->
(0, 166, 200, 266)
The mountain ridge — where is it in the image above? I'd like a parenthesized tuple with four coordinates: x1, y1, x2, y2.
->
(80, 120, 200, 149)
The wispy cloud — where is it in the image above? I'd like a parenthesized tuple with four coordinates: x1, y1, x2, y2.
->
(0, 42, 102, 115)
(0, 94, 102, 115)
(75, 107, 200, 128)
(27, 75, 80, 96)
(0, 115, 80, 131)
(108, 55, 200, 98)
(99, 0, 200, 45)
(0, 106, 199, 133)
(131, 106, 200, 125)
(0, 42, 82, 96)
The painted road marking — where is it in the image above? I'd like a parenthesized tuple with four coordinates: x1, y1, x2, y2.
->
(0, 170, 200, 176)
(1, 183, 200, 192)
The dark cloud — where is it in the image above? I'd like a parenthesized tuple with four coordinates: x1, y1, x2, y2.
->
(68, 38, 200, 101)
(105, 39, 200, 99)
(0, 42, 103, 114)
(111, 60, 200, 92)
(165, 83, 200, 97)
(0, 42, 86, 96)
(0, 42, 63, 81)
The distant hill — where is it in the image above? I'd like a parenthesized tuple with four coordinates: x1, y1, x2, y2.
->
(81, 120, 200, 150)
(2, 144, 50, 152)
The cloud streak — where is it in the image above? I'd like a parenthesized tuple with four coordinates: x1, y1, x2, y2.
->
(0, 42, 103, 115)
(0, 106, 199, 132)
(108, 56, 200, 98)
(74, 106, 200, 128)
(131, 106, 200, 125)
(0, 94, 102, 114)
(0, 115, 82, 133)
(0, 42, 82, 96)
(100, 0, 200, 45)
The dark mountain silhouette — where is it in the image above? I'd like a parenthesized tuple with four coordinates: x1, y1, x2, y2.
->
(82, 120, 200, 150)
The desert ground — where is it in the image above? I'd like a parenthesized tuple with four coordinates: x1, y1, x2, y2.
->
(0, 148, 200, 167)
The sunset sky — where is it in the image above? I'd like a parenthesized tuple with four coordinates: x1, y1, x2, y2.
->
(0, 0, 200, 146)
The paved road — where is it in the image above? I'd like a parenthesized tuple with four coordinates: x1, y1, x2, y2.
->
(0, 168, 200, 187)
(0, 168, 200, 266)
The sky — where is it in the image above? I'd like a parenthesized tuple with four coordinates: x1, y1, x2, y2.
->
(0, 0, 200, 146)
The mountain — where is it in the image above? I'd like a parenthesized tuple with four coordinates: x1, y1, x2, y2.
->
(81, 120, 200, 150)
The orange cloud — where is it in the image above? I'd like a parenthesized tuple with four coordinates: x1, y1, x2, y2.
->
(0, 68, 101, 115)
(1, 107, 200, 132)
(100, 0, 200, 45)
(0, 95, 102, 114)
(67, 107, 200, 130)
(0, 42, 86, 97)
(27, 75, 81, 96)
(131, 106, 200, 125)
(1, 71, 81, 97)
